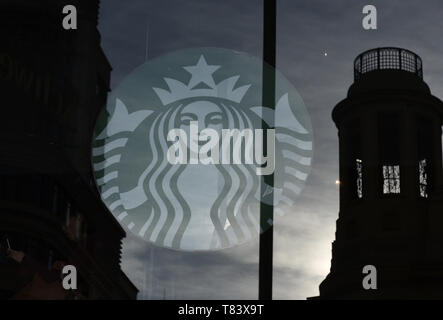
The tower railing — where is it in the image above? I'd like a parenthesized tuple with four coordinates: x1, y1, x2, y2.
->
(354, 47, 423, 81)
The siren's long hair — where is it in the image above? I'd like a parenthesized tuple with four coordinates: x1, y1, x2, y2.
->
(138, 99, 261, 250)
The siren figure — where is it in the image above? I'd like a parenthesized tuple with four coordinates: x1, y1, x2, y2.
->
(93, 54, 313, 250)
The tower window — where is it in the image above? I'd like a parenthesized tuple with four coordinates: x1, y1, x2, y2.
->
(356, 159, 363, 198)
(419, 159, 428, 198)
(347, 123, 363, 199)
(379, 114, 401, 195)
(417, 118, 433, 198)
(383, 165, 400, 194)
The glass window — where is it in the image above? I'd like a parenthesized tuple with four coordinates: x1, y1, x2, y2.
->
(379, 114, 401, 195)
(383, 165, 401, 194)
(418, 118, 433, 198)
(347, 123, 363, 199)
(356, 159, 363, 198)
(419, 159, 428, 198)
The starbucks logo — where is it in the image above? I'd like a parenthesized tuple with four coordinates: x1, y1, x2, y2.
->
(92, 48, 313, 251)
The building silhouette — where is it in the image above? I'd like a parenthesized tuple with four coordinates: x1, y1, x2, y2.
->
(315, 47, 443, 299)
(0, 0, 137, 299)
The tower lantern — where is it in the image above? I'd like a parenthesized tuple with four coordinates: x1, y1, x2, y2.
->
(316, 47, 443, 299)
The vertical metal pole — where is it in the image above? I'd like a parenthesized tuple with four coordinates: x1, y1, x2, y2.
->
(377, 48, 380, 70)
(414, 55, 418, 77)
(259, 0, 276, 301)
(399, 49, 402, 70)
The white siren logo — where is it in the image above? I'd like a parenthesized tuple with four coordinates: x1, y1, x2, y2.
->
(92, 48, 313, 251)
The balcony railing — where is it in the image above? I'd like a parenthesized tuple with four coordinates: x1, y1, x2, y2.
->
(354, 47, 423, 81)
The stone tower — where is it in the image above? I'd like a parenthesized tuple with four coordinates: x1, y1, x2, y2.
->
(318, 47, 443, 299)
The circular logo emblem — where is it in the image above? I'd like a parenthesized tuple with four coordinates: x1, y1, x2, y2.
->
(92, 48, 313, 251)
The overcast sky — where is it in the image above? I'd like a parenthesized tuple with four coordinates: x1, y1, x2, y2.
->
(98, 0, 443, 299)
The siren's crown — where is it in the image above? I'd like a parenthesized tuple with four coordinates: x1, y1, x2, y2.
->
(153, 55, 251, 106)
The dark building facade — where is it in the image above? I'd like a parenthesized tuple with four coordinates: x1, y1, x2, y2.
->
(0, 0, 137, 299)
(317, 47, 443, 299)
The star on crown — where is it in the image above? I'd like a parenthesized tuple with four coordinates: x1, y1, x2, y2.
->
(153, 55, 251, 106)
